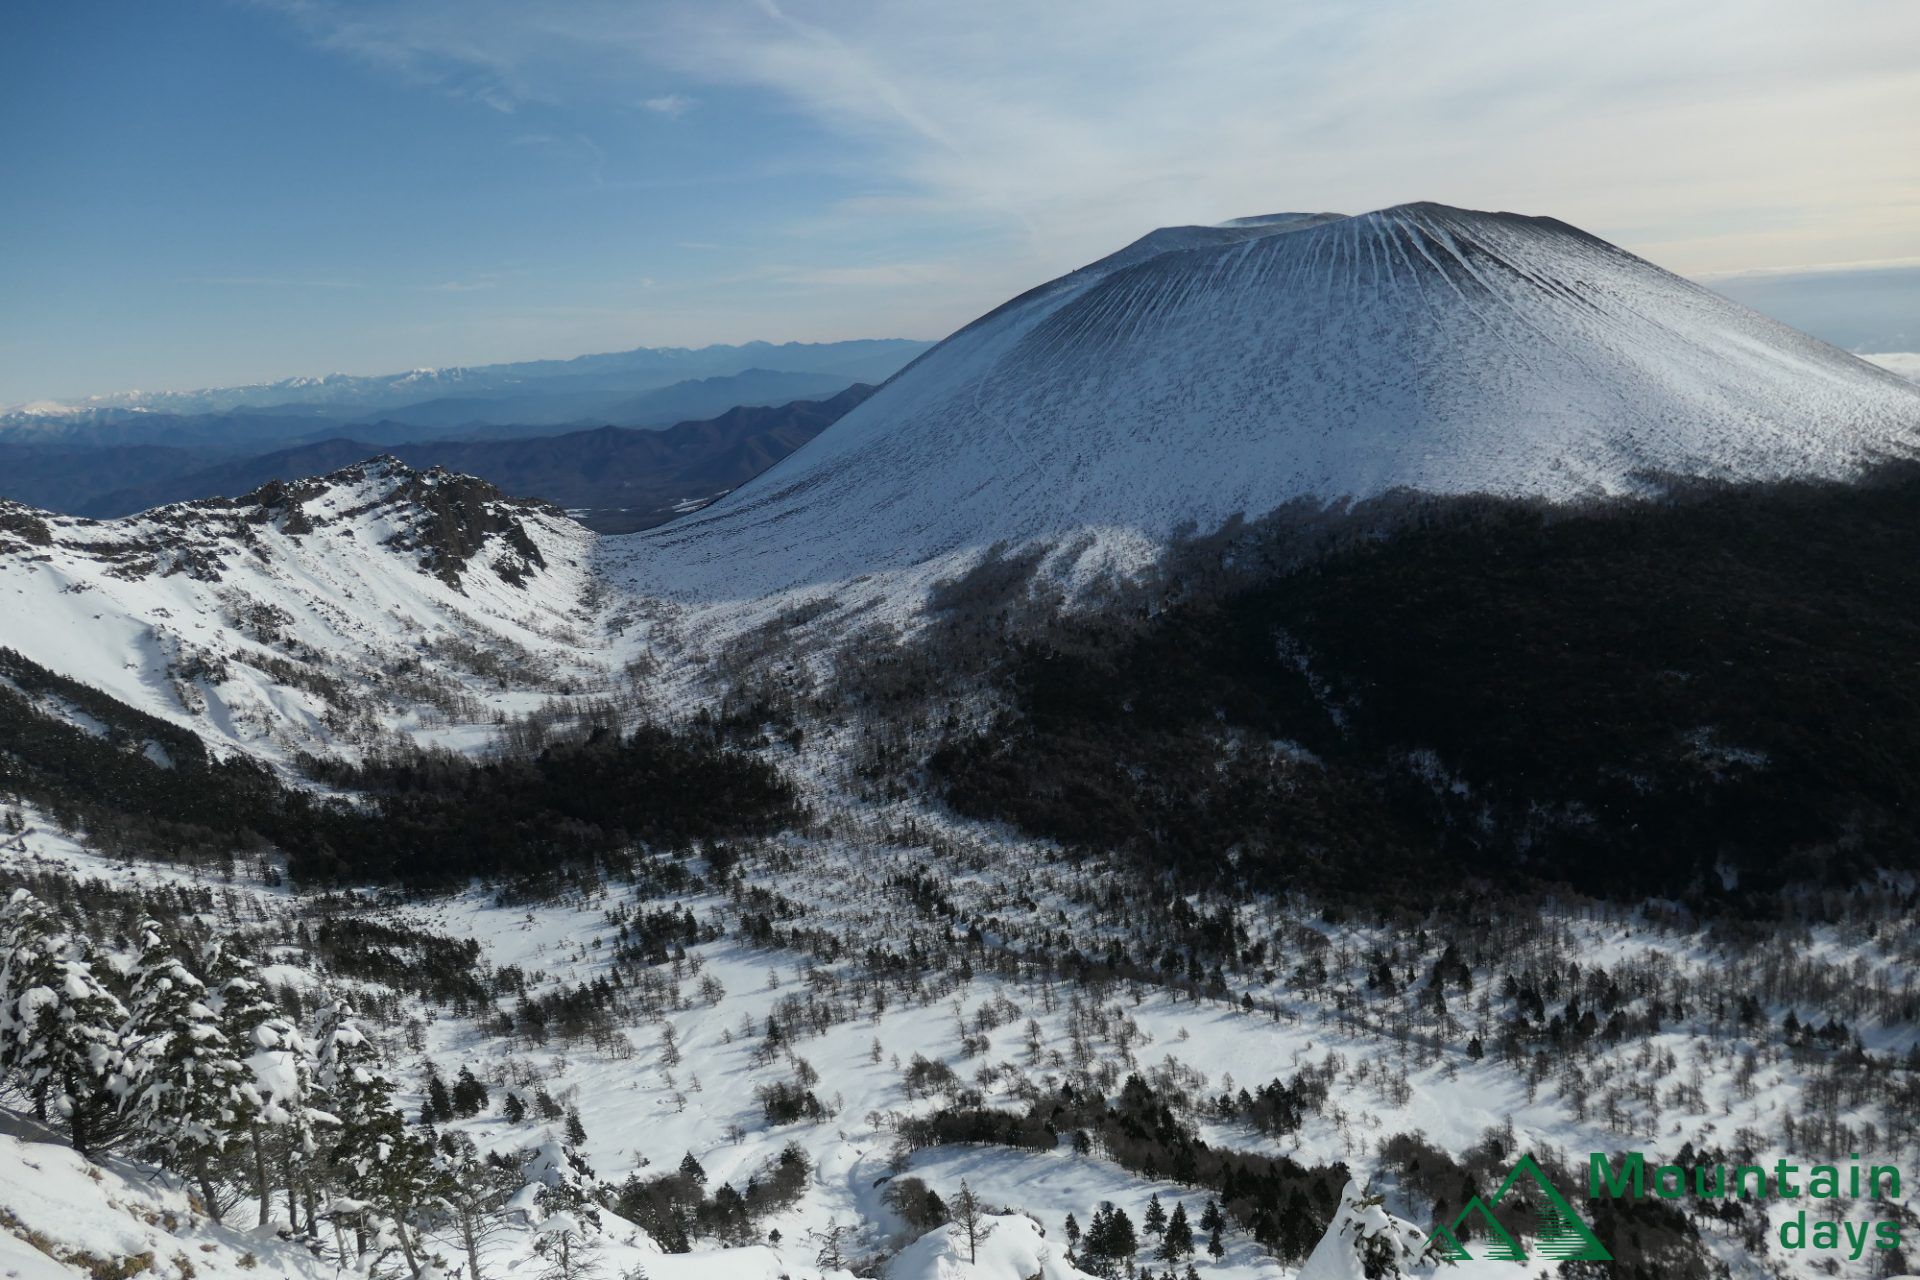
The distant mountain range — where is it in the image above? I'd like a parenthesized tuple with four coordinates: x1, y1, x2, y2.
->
(339, 367, 868, 431)
(0, 385, 874, 532)
(0, 337, 926, 531)
(6, 337, 930, 423)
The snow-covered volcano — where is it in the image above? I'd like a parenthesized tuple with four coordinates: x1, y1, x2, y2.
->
(613, 202, 1920, 604)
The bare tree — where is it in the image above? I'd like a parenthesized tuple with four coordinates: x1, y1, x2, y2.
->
(953, 1181, 993, 1263)
(810, 1219, 849, 1270)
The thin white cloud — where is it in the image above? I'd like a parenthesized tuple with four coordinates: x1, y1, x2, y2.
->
(250, 0, 1920, 348)
(642, 93, 694, 117)
(258, 1, 1920, 276)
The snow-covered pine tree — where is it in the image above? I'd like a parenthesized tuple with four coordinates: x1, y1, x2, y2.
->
(120, 917, 255, 1218)
(205, 939, 323, 1230)
(522, 1137, 604, 1280)
(312, 993, 446, 1275)
(1295, 1180, 1439, 1279)
(0, 888, 130, 1156)
(436, 1133, 523, 1280)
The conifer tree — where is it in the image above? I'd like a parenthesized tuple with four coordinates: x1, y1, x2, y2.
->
(121, 918, 252, 1218)
(1085, 1205, 1112, 1263)
(1144, 1191, 1167, 1236)
(526, 1138, 604, 1280)
(451, 1065, 490, 1117)
(1159, 1202, 1193, 1263)
(953, 1180, 992, 1263)
(425, 1070, 454, 1124)
(437, 1134, 521, 1280)
(207, 942, 321, 1229)
(0, 889, 130, 1156)
(313, 999, 445, 1276)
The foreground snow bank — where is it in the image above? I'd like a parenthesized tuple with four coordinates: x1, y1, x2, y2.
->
(0, 1119, 861, 1280)
(0, 1125, 336, 1280)
(888, 1213, 1093, 1280)
(645, 1247, 856, 1279)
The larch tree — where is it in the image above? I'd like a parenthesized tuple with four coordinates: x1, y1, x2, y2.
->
(953, 1180, 993, 1263)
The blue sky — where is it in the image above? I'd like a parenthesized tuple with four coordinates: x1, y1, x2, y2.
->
(3, 0, 1917, 405)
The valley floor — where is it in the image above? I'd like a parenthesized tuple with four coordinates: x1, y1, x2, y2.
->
(3, 775, 1913, 1278)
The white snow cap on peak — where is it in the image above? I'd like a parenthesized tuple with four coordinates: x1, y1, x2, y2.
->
(623, 200, 1920, 607)
(1295, 1179, 1437, 1280)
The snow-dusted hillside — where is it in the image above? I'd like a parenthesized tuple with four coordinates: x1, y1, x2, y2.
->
(613, 202, 1920, 610)
(0, 458, 606, 762)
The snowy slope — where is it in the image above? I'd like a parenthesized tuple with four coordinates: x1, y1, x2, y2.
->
(0, 1123, 342, 1280)
(886, 1213, 1092, 1279)
(0, 458, 606, 762)
(0, 1118, 868, 1280)
(612, 202, 1920, 607)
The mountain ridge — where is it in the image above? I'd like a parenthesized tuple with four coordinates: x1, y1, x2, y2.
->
(41, 385, 875, 529)
(0, 457, 604, 762)
(6, 338, 931, 422)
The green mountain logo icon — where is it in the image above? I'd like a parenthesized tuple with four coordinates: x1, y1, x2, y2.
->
(1424, 1154, 1611, 1263)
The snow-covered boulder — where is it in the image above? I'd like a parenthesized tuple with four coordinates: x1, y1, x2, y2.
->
(888, 1212, 1094, 1280)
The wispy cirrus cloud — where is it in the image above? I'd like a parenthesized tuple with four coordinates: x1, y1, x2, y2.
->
(250, 0, 1920, 281)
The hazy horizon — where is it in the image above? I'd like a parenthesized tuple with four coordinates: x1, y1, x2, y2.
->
(5, 0, 1918, 405)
